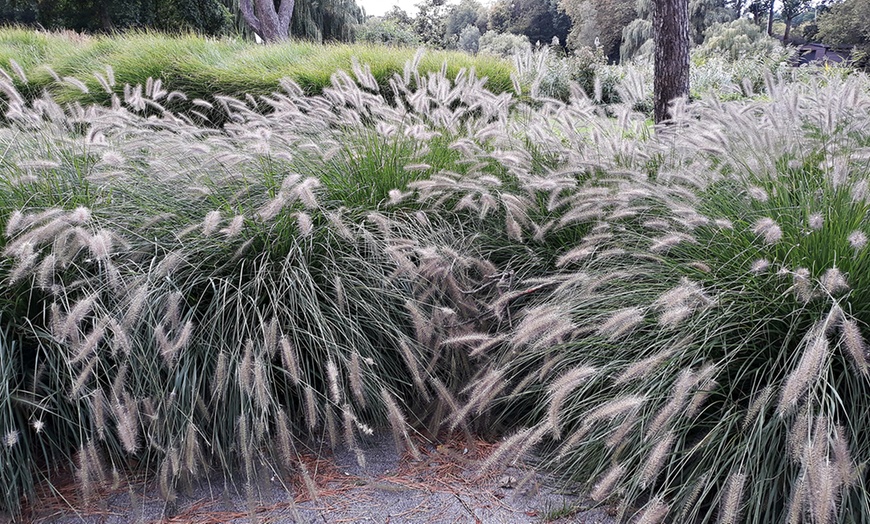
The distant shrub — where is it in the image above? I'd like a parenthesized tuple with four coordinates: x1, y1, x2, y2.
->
(696, 18, 784, 61)
(355, 17, 420, 47)
(479, 30, 531, 58)
(458, 24, 481, 54)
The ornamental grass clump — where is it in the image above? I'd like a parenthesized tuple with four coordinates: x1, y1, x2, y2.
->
(472, 73, 870, 523)
(1, 36, 870, 524)
(0, 54, 521, 516)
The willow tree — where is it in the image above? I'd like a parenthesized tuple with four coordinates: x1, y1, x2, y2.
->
(653, 0, 690, 123)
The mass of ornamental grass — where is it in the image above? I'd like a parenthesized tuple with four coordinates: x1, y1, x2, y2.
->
(1, 38, 869, 524)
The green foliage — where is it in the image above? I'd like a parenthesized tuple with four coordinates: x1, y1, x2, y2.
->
(780, 0, 812, 41)
(458, 24, 481, 54)
(0, 29, 515, 118)
(355, 17, 420, 47)
(485, 0, 569, 47)
(479, 30, 531, 58)
(690, 0, 735, 43)
(560, 0, 636, 62)
(0, 0, 233, 34)
(695, 18, 783, 61)
(816, 0, 870, 70)
(290, 0, 364, 43)
(413, 0, 450, 48)
(445, 0, 484, 41)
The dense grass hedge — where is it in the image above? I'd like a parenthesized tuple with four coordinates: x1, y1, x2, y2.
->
(0, 28, 515, 114)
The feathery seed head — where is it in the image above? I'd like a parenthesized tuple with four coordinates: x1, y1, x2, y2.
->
(808, 213, 824, 230)
(597, 307, 645, 340)
(851, 180, 867, 203)
(582, 395, 646, 426)
(753, 217, 783, 244)
(719, 469, 746, 524)
(840, 317, 868, 376)
(591, 464, 625, 502)
(513, 305, 576, 349)
(614, 348, 675, 385)
(68, 206, 92, 225)
(202, 211, 222, 236)
(548, 366, 596, 439)
(641, 431, 675, 488)
(847, 230, 867, 250)
(751, 258, 770, 274)
(327, 360, 342, 404)
(219, 214, 245, 237)
(650, 233, 697, 252)
(5, 210, 24, 238)
(88, 230, 113, 260)
(820, 267, 849, 295)
(4, 429, 19, 448)
(793, 268, 813, 302)
(778, 327, 829, 414)
(747, 186, 768, 202)
(637, 497, 669, 524)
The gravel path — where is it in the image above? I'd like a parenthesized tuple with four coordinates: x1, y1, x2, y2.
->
(21, 435, 619, 524)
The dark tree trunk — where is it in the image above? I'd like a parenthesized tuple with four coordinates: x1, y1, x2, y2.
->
(98, 3, 113, 31)
(783, 17, 793, 42)
(766, 0, 774, 35)
(653, 0, 690, 124)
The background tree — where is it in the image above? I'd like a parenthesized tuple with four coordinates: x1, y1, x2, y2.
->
(444, 0, 484, 43)
(653, 0, 690, 123)
(356, 14, 419, 46)
(291, 0, 362, 42)
(619, 0, 731, 61)
(486, 0, 569, 47)
(780, 0, 810, 42)
(689, 0, 733, 43)
(457, 23, 481, 53)
(0, 0, 231, 34)
(238, 0, 295, 42)
(746, 0, 772, 30)
(413, 0, 449, 47)
(816, 0, 870, 69)
(560, 0, 636, 61)
(0, 0, 37, 24)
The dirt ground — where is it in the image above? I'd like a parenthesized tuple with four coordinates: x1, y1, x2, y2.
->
(19, 435, 620, 524)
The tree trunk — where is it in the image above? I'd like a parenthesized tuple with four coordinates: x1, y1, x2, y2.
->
(239, 0, 295, 42)
(783, 17, 792, 42)
(766, 0, 774, 35)
(99, 3, 113, 32)
(653, 0, 690, 124)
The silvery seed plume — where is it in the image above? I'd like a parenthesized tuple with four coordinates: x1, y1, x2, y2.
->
(641, 430, 675, 488)
(778, 325, 829, 414)
(512, 305, 575, 350)
(753, 217, 783, 244)
(637, 497, 669, 524)
(820, 267, 849, 295)
(597, 307, 645, 340)
(591, 463, 626, 502)
(547, 366, 596, 439)
(840, 317, 868, 376)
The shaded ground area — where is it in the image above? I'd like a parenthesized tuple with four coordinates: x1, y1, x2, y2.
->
(20, 435, 619, 524)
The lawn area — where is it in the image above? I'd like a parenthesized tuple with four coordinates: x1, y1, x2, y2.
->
(1, 29, 870, 524)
